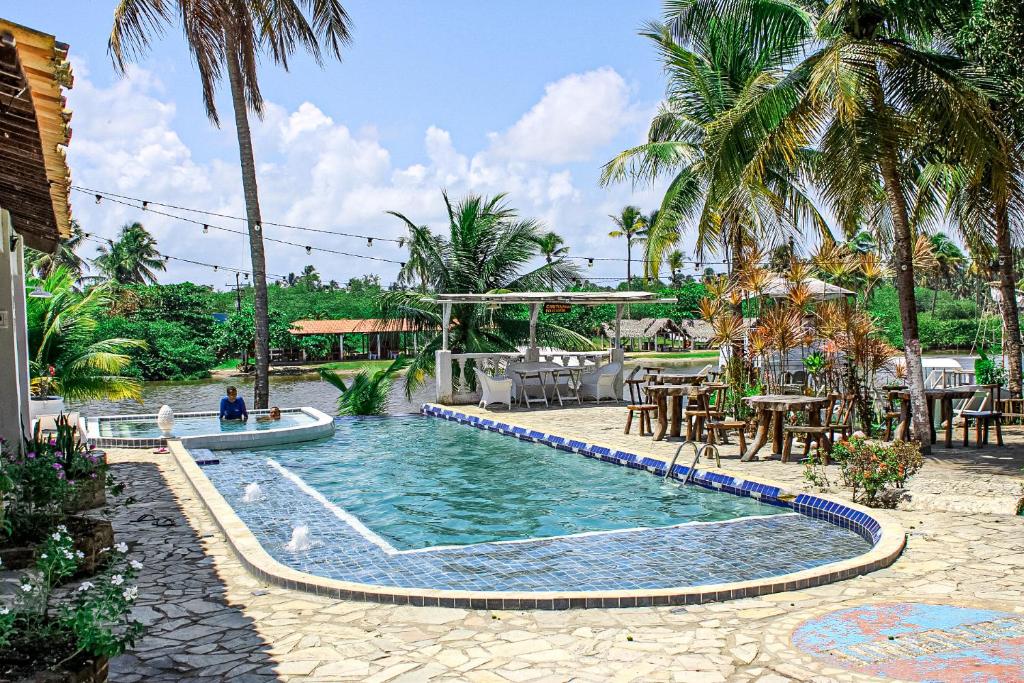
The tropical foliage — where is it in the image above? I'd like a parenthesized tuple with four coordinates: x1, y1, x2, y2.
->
(91, 222, 165, 286)
(381, 192, 586, 395)
(25, 268, 144, 401)
(320, 356, 412, 416)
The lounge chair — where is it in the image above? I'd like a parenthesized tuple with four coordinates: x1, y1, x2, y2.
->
(476, 369, 513, 410)
(580, 362, 622, 403)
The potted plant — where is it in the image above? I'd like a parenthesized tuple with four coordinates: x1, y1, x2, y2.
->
(0, 528, 143, 682)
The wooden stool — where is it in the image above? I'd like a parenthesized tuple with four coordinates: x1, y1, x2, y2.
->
(706, 419, 747, 452)
(625, 405, 657, 436)
(782, 394, 838, 463)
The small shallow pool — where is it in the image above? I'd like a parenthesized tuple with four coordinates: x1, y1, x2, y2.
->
(97, 411, 314, 439)
(194, 411, 879, 598)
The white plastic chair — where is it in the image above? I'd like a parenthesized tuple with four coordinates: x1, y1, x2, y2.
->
(580, 361, 622, 403)
(476, 369, 513, 410)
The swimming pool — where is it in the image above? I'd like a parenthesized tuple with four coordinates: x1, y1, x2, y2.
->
(87, 407, 335, 449)
(179, 407, 902, 605)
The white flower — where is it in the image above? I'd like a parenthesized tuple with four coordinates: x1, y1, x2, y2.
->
(19, 584, 32, 593)
(114, 542, 128, 553)
(75, 551, 84, 559)
(77, 581, 94, 592)
(110, 574, 124, 586)
(98, 547, 110, 554)
(0, 606, 9, 615)
(62, 549, 73, 560)
(51, 532, 62, 541)
(121, 586, 138, 601)
(57, 524, 67, 533)
(40, 553, 47, 559)
(129, 559, 143, 570)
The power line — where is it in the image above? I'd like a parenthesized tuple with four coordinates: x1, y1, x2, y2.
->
(73, 186, 406, 245)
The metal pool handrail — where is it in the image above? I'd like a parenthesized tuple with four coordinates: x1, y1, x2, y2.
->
(664, 441, 719, 484)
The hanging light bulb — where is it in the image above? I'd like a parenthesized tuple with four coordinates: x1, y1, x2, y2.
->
(244, 272, 249, 280)
(367, 237, 374, 248)
(94, 194, 102, 204)
(142, 201, 149, 210)
(400, 261, 407, 268)
(587, 258, 594, 268)
(213, 265, 218, 272)
(305, 246, 312, 254)
(202, 224, 209, 234)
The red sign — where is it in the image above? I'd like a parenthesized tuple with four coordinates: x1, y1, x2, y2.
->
(543, 303, 571, 314)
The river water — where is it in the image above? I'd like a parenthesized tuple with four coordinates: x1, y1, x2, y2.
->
(68, 358, 711, 418)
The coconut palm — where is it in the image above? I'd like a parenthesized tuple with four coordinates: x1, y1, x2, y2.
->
(532, 231, 569, 264)
(608, 206, 647, 284)
(110, 0, 353, 409)
(25, 220, 88, 283)
(381, 192, 586, 396)
(926, 233, 965, 311)
(666, 250, 685, 285)
(671, 0, 1008, 448)
(390, 218, 441, 292)
(26, 267, 145, 401)
(601, 13, 826, 279)
(91, 222, 165, 285)
(320, 356, 411, 416)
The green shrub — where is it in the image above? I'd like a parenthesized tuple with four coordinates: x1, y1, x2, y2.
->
(805, 436, 923, 507)
(95, 318, 215, 381)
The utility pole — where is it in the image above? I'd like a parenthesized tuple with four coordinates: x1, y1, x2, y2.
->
(227, 272, 250, 369)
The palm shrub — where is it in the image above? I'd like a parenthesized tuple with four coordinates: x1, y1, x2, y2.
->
(26, 268, 145, 401)
(90, 222, 165, 286)
(320, 356, 411, 416)
(381, 193, 587, 396)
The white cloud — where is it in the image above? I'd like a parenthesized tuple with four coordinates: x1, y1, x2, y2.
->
(64, 62, 672, 287)
(487, 67, 635, 164)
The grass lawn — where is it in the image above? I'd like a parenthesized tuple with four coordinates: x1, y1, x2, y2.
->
(628, 350, 719, 359)
(213, 358, 241, 370)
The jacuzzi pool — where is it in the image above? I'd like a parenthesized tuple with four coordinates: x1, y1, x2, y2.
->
(175, 406, 903, 607)
(87, 407, 334, 449)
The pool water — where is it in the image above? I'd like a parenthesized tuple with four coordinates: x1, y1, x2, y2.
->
(234, 415, 786, 550)
(98, 411, 315, 439)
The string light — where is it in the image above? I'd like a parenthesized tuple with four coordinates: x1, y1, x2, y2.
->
(94, 194, 101, 204)
(305, 246, 312, 254)
(587, 258, 594, 267)
(142, 201, 149, 210)
(367, 237, 374, 248)
(202, 224, 209, 234)
(73, 186, 404, 244)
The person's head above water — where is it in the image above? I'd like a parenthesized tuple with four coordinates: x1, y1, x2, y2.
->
(226, 386, 238, 399)
(270, 407, 281, 419)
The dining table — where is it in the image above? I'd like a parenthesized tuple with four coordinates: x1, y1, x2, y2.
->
(741, 395, 831, 461)
(891, 385, 987, 447)
(509, 362, 583, 408)
(646, 382, 724, 442)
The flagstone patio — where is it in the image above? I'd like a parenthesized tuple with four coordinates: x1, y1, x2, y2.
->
(106, 404, 1024, 682)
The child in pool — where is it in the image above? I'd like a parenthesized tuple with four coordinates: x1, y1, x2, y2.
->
(257, 407, 282, 423)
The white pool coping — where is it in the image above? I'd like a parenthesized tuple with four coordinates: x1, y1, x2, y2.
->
(85, 406, 335, 450)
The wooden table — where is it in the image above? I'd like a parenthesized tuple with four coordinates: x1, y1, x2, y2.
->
(647, 383, 722, 441)
(892, 386, 985, 447)
(742, 395, 831, 461)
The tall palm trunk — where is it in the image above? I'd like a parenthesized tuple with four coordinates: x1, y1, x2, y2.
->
(626, 241, 632, 284)
(880, 150, 930, 451)
(226, 39, 270, 409)
(995, 193, 1023, 397)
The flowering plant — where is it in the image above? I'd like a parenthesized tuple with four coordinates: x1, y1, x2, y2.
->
(805, 436, 923, 507)
(0, 416, 116, 543)
(0, 527, 143, 675)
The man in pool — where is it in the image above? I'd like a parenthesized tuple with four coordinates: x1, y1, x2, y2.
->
(219, 386, 248, 421)
(257, 407, 282, 423)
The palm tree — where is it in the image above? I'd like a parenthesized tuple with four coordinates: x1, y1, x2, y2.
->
(671, 0, 1007, 449)
(608, 206, 647, 284)
(320, 356, 411, 415)
(666, 250, 685, 286)
(390, 219, 441, 292)
(25, 220, 88, 283)
(91, 222, 165, 285)
(601, 14, 825, 279)
(927, 233, 965, 312)
(110, 0, 353, 410)
(380, 192, 585, 396)
(532, 231, 569, 264)
(26, 267, 145, 401)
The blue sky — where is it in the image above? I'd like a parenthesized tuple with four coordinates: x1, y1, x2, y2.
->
(9, 1, 687, 287)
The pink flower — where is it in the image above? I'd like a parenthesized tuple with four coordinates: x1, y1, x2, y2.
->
(52, 463, 61, 469)
(27, 452, 35, 459)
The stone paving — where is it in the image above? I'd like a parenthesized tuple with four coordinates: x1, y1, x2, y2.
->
(105, 403, 1024, 682)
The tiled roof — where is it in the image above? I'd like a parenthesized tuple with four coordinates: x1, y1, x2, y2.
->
(289, 319, 426, 335)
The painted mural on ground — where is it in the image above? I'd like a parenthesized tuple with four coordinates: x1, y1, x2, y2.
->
(793, 603, 1024, 682)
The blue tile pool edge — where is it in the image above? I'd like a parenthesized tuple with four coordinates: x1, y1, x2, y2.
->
(418, 404, 888, 546)
(161, 411, 907, 610)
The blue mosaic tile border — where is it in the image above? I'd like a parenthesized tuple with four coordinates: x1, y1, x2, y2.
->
(420, 404, 883, 545)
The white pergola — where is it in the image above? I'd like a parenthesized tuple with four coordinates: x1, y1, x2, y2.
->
(431, 291, 678, 355)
